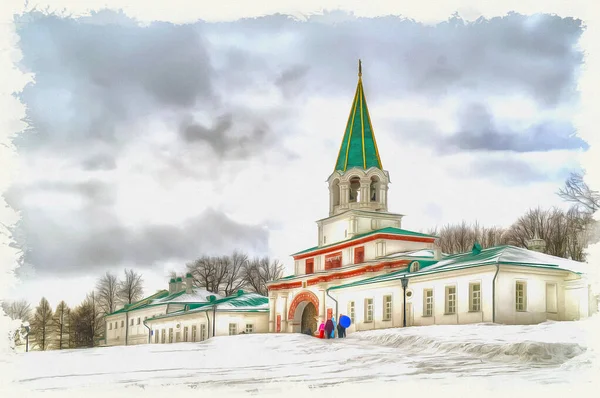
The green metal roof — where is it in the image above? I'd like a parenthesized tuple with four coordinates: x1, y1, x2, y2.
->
(145, 292, 269, 322)
(328, 245, 586, 292)
(105, 289, 170, 316)
(292, 227, 438, 256)
(334, 60, 383, 172)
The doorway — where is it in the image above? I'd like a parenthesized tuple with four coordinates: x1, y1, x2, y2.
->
(301, 302, 317, 335)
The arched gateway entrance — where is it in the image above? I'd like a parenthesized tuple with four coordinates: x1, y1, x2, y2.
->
(288, 290, 320, 334)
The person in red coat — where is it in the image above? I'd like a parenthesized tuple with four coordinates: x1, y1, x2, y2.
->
(318, 321, 325, 338)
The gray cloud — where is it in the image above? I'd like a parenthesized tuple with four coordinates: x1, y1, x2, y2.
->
(444, 103, 588, 153)
(15, 12, 216, 152)
(389, 103, 588, 154)
(7, 10, 584, 278)
(211, 12, 582, 105)
(9, 204, 268, 277)
(452, 157, 573, 185)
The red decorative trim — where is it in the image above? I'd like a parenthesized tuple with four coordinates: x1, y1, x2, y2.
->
(276, 315, 281, 333)
(325, 251, 342, 270)
(268, 281, 303, 291)
(293, 233, 435, 260)
(267, 259, 410, 292)
(354, 246, 365, 264)
(305, 258, 314, 275)
(288, 291, 320, 321)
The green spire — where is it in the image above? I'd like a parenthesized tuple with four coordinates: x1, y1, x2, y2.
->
(334, 59, 383, 172)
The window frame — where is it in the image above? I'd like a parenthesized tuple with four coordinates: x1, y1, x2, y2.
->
(469, 282, 481, 312)
(229, 323, 238, 336)
(364, 298, 374, 323)
(348, 301, 355, 323)
(445, 285, 457, 315)
(423, 289, 434, 317)
(183, 326, 189, 342)
(245, 324, 254, 334)
(545, 282, 558, 313)
(516, 281, 527, 312)
(383, 295, 392, 321)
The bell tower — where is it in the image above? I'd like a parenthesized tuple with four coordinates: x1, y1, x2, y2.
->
(327, 60, 391, 217)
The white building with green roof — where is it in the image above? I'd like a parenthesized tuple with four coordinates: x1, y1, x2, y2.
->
(104, 274, 268, 346)
(265, 61, 596, 336)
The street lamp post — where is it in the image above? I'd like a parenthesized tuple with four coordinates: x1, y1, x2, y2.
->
(401, 277, 409, 328)
(22, 321, 30, 352)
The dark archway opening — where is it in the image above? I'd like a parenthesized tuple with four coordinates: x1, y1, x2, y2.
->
(301, 302, 317, 335)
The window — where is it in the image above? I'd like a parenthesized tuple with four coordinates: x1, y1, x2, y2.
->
(229, 323, 238, 336)
(115, 322, 118, 329)
(130, 319, 134, 326)
(144, 316, 147, 321)
(348, 301, 355, 323)
(469, 283, 481, 312)
(383, 295, 392, 321)
(516, 281, 527, 312)
(184, 326, 189, 342)
(325, 252, 342, 270)
(200, 324, 206, 341)
(161, 329, 166, 344)
(168, 328, 173, 343)
(546, 283, 558, 313)
(365, 298, 374, 322)
(423, 289, 433, 316)
(445, 286, 456, 314)
(137, 318, 141, 325)
(121, 320, 124, 327)
(354, 246, 365, 264)
(324, 236, 327, 244)
(305, 259, 314, 275)
(154, 330, 159, 344)
(245, 324, 254, 334)
(410, 261, 420, 272)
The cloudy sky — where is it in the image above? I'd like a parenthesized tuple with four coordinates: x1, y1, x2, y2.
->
(3, 9, 587, 307)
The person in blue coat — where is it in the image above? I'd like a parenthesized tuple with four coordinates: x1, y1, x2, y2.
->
(331, 316, 337, 338)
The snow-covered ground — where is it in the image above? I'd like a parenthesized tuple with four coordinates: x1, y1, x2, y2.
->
(2, 318, 600, 397)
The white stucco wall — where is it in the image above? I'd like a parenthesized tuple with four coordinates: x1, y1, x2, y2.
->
(105, 304, 168, 346)
(147, 311, 269, 343)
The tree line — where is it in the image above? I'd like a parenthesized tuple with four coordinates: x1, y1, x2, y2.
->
(427, 172, 599, 261)
(2, 254, 283, 351)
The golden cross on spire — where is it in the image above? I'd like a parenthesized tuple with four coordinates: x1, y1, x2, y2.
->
(358, 59, 362, 77)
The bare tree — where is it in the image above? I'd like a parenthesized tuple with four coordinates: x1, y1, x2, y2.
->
(187, 252, 248, 296)
(96, 272, 119, 314)
(117, 269, 144, 305)
(558, 172, 599, 213)
(1, 299, 31, 321)
(70, 292, 104, 348)
(504, 206, 592, 261)
(434, 221, 509, 255)
(30, 297, 53, 351)
(222, 251, 248, 296)
(243, 256, 285, 296)
(52, 301, 70, 350)
(1, 299, 32, 346)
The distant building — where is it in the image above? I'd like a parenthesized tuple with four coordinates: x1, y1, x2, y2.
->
(104, 274, 268, 346)
(266, 60, 596, 336)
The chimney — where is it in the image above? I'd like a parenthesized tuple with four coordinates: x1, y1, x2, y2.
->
(433, 239, 442, 261)
(185, 273, 193, 294)
(527, 233, 546, 253)
(168, 278, 176, 294)
(175, 277, 183, 292)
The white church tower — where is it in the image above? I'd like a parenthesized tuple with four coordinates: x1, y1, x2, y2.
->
(318, 60, 404, 249)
